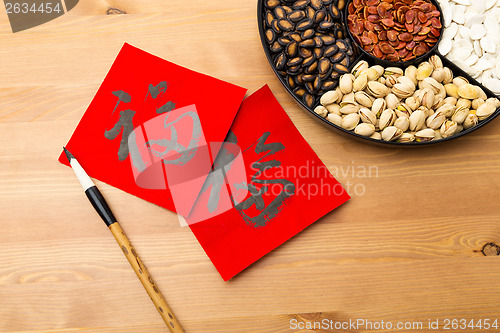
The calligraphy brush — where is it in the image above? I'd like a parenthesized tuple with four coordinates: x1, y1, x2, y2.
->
(63, 147, 184, 333)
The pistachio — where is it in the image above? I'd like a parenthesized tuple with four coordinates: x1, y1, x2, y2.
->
(476, 87, 487, 101)
(372, 98, 387, 117)
(370, 132, 382, 140)
(366, 67, 382, 81)
(367, 81, 390, 98)
(416, 62, 434, 81)
(471, 98, 485, 110)
(452, 106, 469, 124)
(381, 126, 403, 142)
(426, 110, 447, 129)
(320, 89, 341, 105)
(353, 73, 368, 92)
(385, 94, 400, 110)
(351, 61, 369, 77)
(456, 98, 471, 110)
(444, 84, 460, 99)
(392, 77, 415, 99)
(419, 77, 442, 95)
(341, 92, 355, 105)
(453, 77, 469, 88)
(476, 103, 496, 120)
(395, 104, 412, 118)
(327, 113, 343, 127)
(385, 75, 399, 88)
(415, 128, 435, 142)
(354, 123, 376, 137)
(457, 84, 480, 100)
(340, 103, 360, 115)
(409, 110, 426, 131)
(431, 68, 446, 83)
(434, 129, 442, 140)
(396, 132, 415, 143)
(405, 97, 420, 111)
(463, 114, 479, 129)
(429, 55, 443, 69)
(435, 104, 456, 118)
(325, 103, 341, 115)
(384, 67, 404, 78)
(442, 68, 453, 84)
(419, 88, 435, 109)
(405, 66, 418, 86)
(394, 117, 410, 132)
(443, 97, 458, 106)
(486, 98, 500, 108)
(379, 109, 397, 131)
(314, 105, 328, 118)
(339, 74, 354, 94)
(354, 91, 373, 108)
(341, 113, 360, 130)
(440, 120, 458, 138)
(359, 108, 377, 126)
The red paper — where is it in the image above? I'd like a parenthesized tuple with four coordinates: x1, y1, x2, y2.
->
(59, 43, 247, 213)
(188, 85, 351, 280)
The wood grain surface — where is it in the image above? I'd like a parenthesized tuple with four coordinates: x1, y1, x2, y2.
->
(1, 1, 500, 332)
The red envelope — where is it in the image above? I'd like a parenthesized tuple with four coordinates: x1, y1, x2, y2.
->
(59, 43, 247, 213)
(188, 85, 351, 280)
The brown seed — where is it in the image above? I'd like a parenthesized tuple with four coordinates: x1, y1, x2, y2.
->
(395, 41, 406, 50)
(265, 11, 275, 27)
(333, 63, 349, 74)
(368, 31, 379, 43)
(287, 76, 296, 89)
(387, 30, 398, 41)
(303, 74, 316, 82)
(373, 44, 383, 58)
(381, 18, 394, 27)
(378, 30, 388, 40)
(418, 26, 431, 35)
(300, 39, 316, 48)
(313, 76, 322, 90)
(302, 55, 316, 67)
(286, 42, 298, 57)
(430, 17, 441, 29)
(405, 10, 415, 24)
(329, 4, 340, 19)
(318, 58, 331, 74)
(303, 93, 315, 108)
(296, 18, 313, 31)
(417, 11, 427, 23)
(311, 0, 323, 10)
(324, 44, 339, 57)
(299, 47, 312, 58)
(287, 57, 303, 67)
(405, 40, 416, 50)
(379, 42, 395, 54)
(289, 10, 306, 22)
(305, 61, 318, 74)
(265, 29, 276, 44)
(275, 53, 286, 70)
(278, 19, 294, 31)
(399, 32, 412, 42)
(301, 28, 315, 39)
(322, 80, 336, 91)
(314, 9, 327, 24)
(293, 0, 310, 10)
(274, 6, 287, 19)
(294, 87, 306, 97)
(313, 47, 324, 57)
(319, 21, 335, 30)
(270, 41, 283, 52)
(321, 35, 336, 45)
(266, 0, 280, 9)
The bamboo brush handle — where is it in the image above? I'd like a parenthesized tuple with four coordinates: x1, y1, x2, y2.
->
(109, 222, 185, 333)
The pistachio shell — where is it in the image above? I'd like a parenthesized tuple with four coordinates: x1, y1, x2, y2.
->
(415, 128, 436, 142)
(381, 126, 403, 142)
(320, 89, 341, 105)
(341, 92, 355, 105)
(457, 84, 480, 100)
(471, 98, 485, 110)
(327, 113, 343, 127)
(379, 109, 397, 130)
(396, 132, 415, 143)
(384, 67, 404, 78)
(419, 77, 442, 95)
(367, 81, 390, 98)
(340, 103, 360, 115)
(452, 106, 470, 124)
(404, 65, 418, 86)
(443, 97, 458, 106)
(416, 62, 434, 81)
(456, 99, 471, 110)
(341, 113, 360, 130)
(366, 67, 380, 81)
(354, 91, 374, 108)
(405, 97, 420, 111)
(463, 114, 479, 129)
(476, 102, 496, 120)
(431, 68, 446, 83)
(442, 68, 453, 84)
(314, 105, 328, 118)
(394, 117, 410, 132)
(409, 110, 426, 131)
(385, 94, 400, 110)
(445, 84, 460, 99)
(372, 98, 387, 117)
(435, 104, 456, 118)
(426, 110, 447, 129)
(354, 123, 376, 137)
(429, 55, 443, 69)
(419, 88, 435, 109)
(351, 60, 369, 77)
(453, 77, 469, 87)
(440, 120, 458, 138)
(395, 104, 412, 118)
(353, 73, 368, 92)
(325, 103, 341, 115)
(359, 108, 377, 126)
(370, 132, 382, 140)
(339, 74, 354, 94)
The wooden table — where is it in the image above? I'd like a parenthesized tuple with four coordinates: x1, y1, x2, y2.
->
(1, 1, 500, 332)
